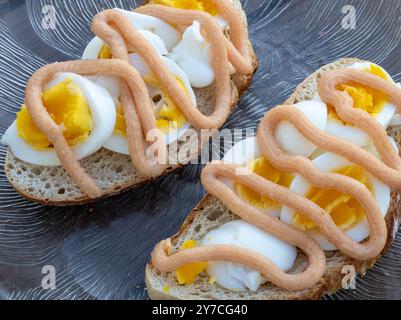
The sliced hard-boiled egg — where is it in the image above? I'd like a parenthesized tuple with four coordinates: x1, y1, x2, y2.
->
(114, 8, 180, 51)
(1, 73, 116, 166)
(175, 240, 207, 285)
(280, 151, 391, 250)
(222, 101, 327, 217)
(150, 0, 229, 30)
(83, 29, 169, 61)
(168, 21, 214, 88)
(82, 30, 168, 101)
(83, 23, 196, 154)
(222, 136, 293, 217)
(364, 136, 398, 161)
(102, 55, 195, 155)
(201, 220, 297, 292)
(82, 27, 170, 101)
(317, 62, 396, 147)
(275, 100, 328, 157)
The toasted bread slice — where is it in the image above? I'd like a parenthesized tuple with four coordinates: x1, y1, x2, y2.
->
(145, 58, 401, 300)
(3, 0, 258, 206)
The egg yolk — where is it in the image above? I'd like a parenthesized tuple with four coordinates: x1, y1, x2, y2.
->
(99, 45, 112, 59)
(162, 284, 171, 293)
(114, 75, 188, 136)
(175, 240, 207, 285)
(150, 0, 218, 16)
(97, 46, 188, 135)
(293, 165, 371, 231)
(114, 106, 127, 136)
(16, 78, 93, 150)
(156, 92, 188, 134)
(328, 64, 390, 124)
(235, 157, 294, 210)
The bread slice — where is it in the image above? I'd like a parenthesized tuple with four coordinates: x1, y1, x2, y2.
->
(145, 58, 401, 300)
(3, 0, 258, 205)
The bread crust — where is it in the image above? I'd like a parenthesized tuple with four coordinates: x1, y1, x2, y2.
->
(3, 0, 258, 206)
(145, 58, 401, 300)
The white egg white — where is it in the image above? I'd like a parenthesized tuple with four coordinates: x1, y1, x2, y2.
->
(316, 62, 397, 147)
(82, 29, 169, 61)
(364, 135, 398, 161)
(215, 15, 229, 30)
(113, 8, 181, 51)
(223, 100, 328, 164)
(168, 21, 214, 88)
(201, 220, 297, 292)
(1, 73, 116, 166)
(275, 100, 328, 157)
(280, 151, 391, 250)
(222, 136, 260, 167)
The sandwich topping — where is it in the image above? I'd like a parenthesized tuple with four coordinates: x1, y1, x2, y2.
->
(2, 0, 255, 198)
(17, 78, 93, 150)
(151, 66, 401, 291)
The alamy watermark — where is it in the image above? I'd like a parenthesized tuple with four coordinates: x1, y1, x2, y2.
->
(42, 5, 57, 30)
(341, 265, 357, 290)
(142, 127, 256, 169)
(41, 265, 56, 290)
(341, 5, 356, 30)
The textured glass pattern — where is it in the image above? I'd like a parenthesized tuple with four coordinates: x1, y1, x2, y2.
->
(0, 0, 400, 300)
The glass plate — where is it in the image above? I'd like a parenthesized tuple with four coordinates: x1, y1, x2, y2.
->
(0, 0, 400, 300)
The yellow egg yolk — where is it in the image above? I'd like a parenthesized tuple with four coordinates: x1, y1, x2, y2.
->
(156, 88, 188, 134)
(235, 157, 294, 210)
(97, 43, 188, 135)
(150, 0, 218, 15)
(162, 284, 171, 293)
(16, 78, 93, 150)
(293, 165, 372, 231)
(175, 240, 207, 285)
(114, 76, 188, 136)
(99, 45, 112, 59)
(328, 64, 390, 124)
(114, 106, 127, 136)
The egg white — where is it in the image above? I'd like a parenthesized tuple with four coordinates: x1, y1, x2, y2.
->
(201, 220, 297, 292)
(82, 28, 169, 101)
(168, 21, 214, 88)
(388, 82, 401, 126)
(223, 100, 328, 164)
(215, 15, 229, 30)
(275, 100, 328, 158)
(82, 29, 169, 61)
(280, 151, 392, 250)
(315, 62, 396, 147)
(113, 8, 181, 51)
(1, 73, 116, 166)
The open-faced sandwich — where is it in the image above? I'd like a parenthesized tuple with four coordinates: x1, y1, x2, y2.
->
(1, 0, 258, 205)
(146, 58, 401, 300)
